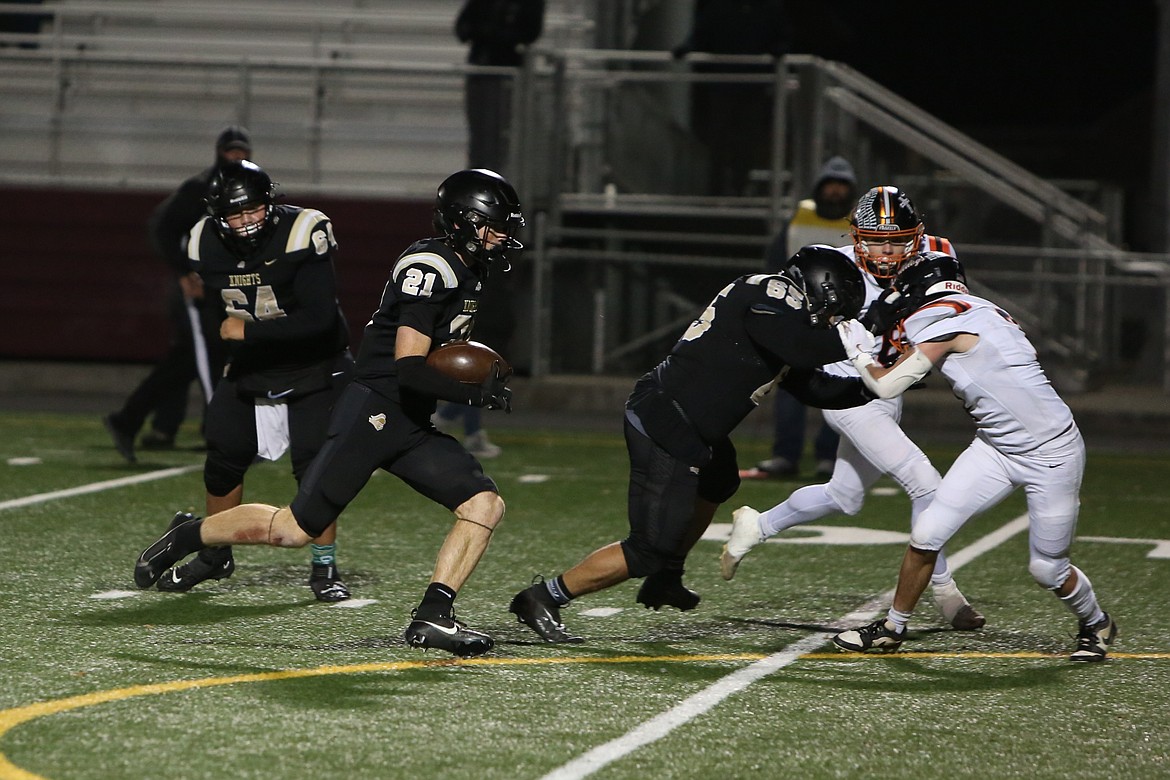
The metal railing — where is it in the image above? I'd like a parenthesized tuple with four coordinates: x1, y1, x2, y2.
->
(2, 5, 1167, 391)
(512, 50, 1169, 392)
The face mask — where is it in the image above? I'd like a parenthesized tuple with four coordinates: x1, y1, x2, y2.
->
(815, 193, 853, 221)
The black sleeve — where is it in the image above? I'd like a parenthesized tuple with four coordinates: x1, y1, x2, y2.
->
(515, 0, 545, 45)
(396, 356, 485, 406)
(244, 257, 341, 344)
(148, 179, 206, 275)
(454, 0, 477, 42)
(779, 368, 872, 410)
(745, 305, 847, 369)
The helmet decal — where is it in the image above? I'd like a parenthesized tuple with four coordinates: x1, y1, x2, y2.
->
(851, 186, 925, 279)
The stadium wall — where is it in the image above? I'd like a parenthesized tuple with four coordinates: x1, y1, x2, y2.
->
(0, 186, 434, 362)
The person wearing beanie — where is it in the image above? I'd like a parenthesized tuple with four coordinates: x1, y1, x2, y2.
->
(750, 156, 858, 480)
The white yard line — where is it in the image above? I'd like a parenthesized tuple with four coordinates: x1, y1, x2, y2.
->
(541, 514, 1031, 780)
(0, 466, 200, 511)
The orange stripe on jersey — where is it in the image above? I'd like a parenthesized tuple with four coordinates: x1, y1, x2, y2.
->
(918, 299, 971, 316)
(926, 236, 954, 255)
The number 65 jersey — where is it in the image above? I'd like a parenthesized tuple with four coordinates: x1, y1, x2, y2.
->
(187, 203, 349, 379)
(653, 272, 864, 444)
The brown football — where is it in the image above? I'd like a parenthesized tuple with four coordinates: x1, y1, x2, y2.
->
(426, 340, 512, 384)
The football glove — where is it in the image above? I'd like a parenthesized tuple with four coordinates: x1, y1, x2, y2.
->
(836, 318, 877, 362)
(479, 361, 513, 413)
(860, 287, 911, 335)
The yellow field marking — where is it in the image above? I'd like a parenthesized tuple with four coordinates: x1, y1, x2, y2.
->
(2, 650, 1167, 779)
(802, 651, 1170, 660)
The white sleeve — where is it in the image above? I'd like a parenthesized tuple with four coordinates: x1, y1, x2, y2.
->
(853, 348, 934, 399)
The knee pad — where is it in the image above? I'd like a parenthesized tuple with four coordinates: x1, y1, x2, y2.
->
(204, 450, 248, 498)
(620, 535, 668, 579)
(1028, 556, 1071, 591)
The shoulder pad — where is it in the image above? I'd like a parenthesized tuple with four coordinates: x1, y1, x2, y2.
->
(284, 208, 336, 256)
(904, 298, 973, 343)
(187, 217, 212, 264)
(392, 251, 461, 299)
(923, 234, 957, 258)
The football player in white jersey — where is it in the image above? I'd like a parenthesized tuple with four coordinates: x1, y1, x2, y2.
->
(831, 252, 1117, 661)
(722, 186, 984, 631)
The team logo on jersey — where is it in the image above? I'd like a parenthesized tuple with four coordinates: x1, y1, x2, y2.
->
(368, 413, 387, 431)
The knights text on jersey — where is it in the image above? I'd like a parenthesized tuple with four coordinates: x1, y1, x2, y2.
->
(352, 237, 484, 401)
(187, 204, 348, 378)
(653, 273, 847, 443)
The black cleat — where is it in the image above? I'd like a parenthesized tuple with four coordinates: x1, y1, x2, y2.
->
(404, 611, 494, 658)
(636, 570, 701, 611)
(833, 618, 906, 653)
(103, 413, 136, 463)
(1070, 613, 1118, 662)
(134, 511, 201, 589)
(309, 563, 351, 603)
(157, 547, 234, 592)
(509, 582, 583, 643)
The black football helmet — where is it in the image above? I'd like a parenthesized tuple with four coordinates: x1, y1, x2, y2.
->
(785, 245, 866, 328)
(205, 160, 276, 255)
(894, 251, 968, 311)
(850, 186, 925, 280)
(433, 168, 525, 269)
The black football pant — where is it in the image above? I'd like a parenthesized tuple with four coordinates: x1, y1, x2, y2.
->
(112, 282, 222, 438)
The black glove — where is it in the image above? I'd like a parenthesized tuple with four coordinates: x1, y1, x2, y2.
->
(479, 360, 512, 413)
(861, 287, 911, 335)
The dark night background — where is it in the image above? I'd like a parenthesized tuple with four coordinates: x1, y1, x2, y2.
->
(784, 1, 1159, 248)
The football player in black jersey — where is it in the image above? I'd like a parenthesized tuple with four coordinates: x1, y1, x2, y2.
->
(150, 160, 356, 602)
(508, 246, 874, 643)
(135, 168, 519, 658)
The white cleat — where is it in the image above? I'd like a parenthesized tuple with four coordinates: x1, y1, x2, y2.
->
(720, 506, 765, 581)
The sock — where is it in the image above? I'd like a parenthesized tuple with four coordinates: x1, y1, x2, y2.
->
(885, 607, 913, 633)
(311, 543, 336, 567)
(545, 575, 574, 605)
(175, 518, 206, 554)
(930, 579, 969, 621)
(929, 549, 955, 585)
(418, 582, 457, 619)
(759, 484, 842, 537)
(1058, 566, 1105, 625)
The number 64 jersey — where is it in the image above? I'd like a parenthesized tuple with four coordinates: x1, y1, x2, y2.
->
(187, 203, 350, 380)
